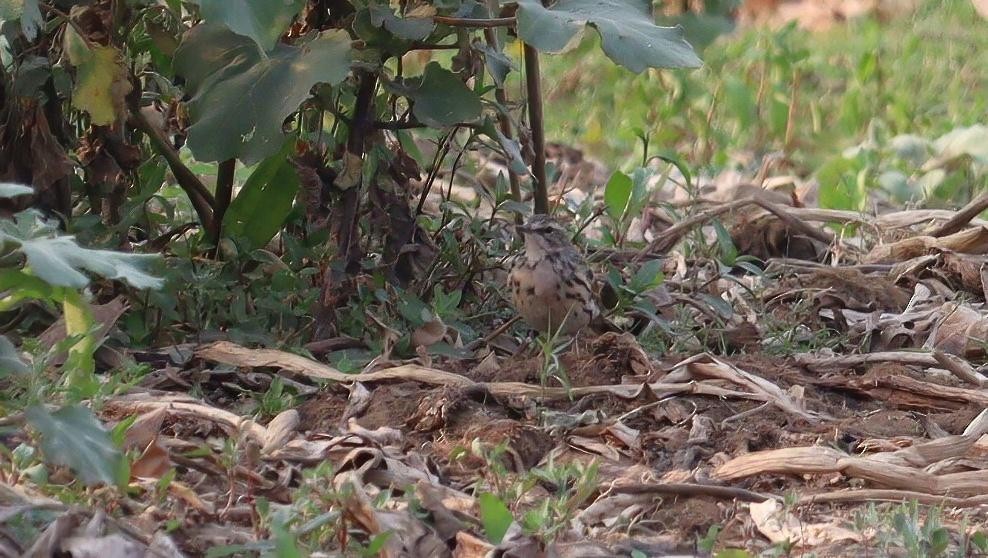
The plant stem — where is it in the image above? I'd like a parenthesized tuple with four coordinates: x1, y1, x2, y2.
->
(483, 21, 523, 219)
(523, 43, 549, 215)
(213, 158, 236, 243)
(432, 15, 515, 28)
(129, 106, 217, 240)
(338, 71, 377, 270)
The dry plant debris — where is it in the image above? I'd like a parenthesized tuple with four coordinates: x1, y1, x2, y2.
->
(15, 156, 988, 555)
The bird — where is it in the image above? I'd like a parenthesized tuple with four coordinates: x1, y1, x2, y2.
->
(507, 213, 603, 336)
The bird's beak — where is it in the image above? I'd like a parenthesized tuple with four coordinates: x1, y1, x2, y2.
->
(516, 223, 532, 235)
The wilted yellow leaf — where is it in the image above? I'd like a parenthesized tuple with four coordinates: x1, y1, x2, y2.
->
(63, 26, 132, 125)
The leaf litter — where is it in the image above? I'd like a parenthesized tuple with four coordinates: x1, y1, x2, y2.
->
(14, 147, 988, 556)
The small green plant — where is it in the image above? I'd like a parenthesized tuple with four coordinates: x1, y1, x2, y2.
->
(0, 183, 162, 490)
(851, 501, 976, 558)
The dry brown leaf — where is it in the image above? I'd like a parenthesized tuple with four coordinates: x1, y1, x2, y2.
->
(411, 317, 447, 348)
(130, 439, 172, 480)
(169, 481, 215, 516)
(865, 227, 988, 264)
(38, 296, 128, 366)
(749, 499, 861, 546)
(261, 409, 300, 454)
(453, 531, 494, 558)
(59, 534, 146, 558)
(927, 302, 988, 357)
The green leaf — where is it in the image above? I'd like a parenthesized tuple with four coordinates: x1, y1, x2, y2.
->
(0, 335, 29, 376)
(174, 25, 352, 164)
(62, 28, 132, 126)
(408, 62, 483, 127)
(628, 259, 664, 293)
(368, 4, 435, 40)
(0, 182, 33, 198)
(14, 235, 163, 290)
(223, 145, 300, 249)
(190, 0, 306, 52)
(475, 42, 516, 87)
(0, 269, 55, 311)
(25, 405, 128, 487)
(971, 531, 988, 552)
(516, 0, 702, 73)
(712, 219, 737, 266)
(478, 492, 513, 544)
(816, 156, 866, 211)
(362, 532, 393, 556)
(0, 0, 42, 40)
(931, 124, 988, 168)
(604, 170, 633, 222)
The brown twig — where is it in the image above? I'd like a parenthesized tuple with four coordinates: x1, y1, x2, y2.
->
(213, 158, 236, 244)
(523, 43, 549, 215)
(129, 105, 217, 239)
(930, 190, 988, 237)
(610, 483, 774, 503)
(483, 14, 522, 220)
(433, 15, 516, 28)
(338, 71, 377, 270)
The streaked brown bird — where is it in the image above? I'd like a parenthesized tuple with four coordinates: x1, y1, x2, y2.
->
(507, 214, 603, 336)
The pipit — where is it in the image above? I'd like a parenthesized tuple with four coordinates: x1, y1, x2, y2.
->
(507, 214, 602, 336)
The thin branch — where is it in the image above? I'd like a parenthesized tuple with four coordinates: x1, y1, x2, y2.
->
(129, 107, 217, 239)
(213, 158, 236, 244)
(432, 15, 516, 28)
(38, 2, 95, 49)
(338, 71, 377, 270)
(523, 43, 549, 215)
(930, 189, 988, 237)
(484, 14, 523, 220)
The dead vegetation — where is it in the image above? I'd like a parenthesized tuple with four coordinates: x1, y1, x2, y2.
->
(12, 149, 988, 556)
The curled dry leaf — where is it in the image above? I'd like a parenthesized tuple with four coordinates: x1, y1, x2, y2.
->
(130, 439, 172, 480)
(453, 531, 494, 558)
(261, 409, 300, 454)
(927, 302, 988, 357)
(864, 226, 988, 264)
(412, 317, 447, 348)
(749, 499, 861, 546)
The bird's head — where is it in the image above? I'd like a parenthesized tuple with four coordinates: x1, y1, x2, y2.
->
(517, 214, 572, 255)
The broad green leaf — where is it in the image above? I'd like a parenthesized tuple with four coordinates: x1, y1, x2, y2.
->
(603, 170, 633, 222)
(25, 405, 128, 487)
(478, 492, 513, 544)
(0, 182, 32, 198)
(930, 124, 988, 170)
(223, 145, 300, 249)
(516, 0, 702, 73)
(0, 335, 29, 375)
(15, 235, 163, 289)
(889, 134, 931, 166)
(368, 4, 435, 40)
(816, 156, 866, 211)
(406, 62, 483, 128)
(0, 269, 54, 311)
(174, 25, 352, 164)
(475, 42, 516, 87)
(63, 27, 132, 126)
(190, 0, 306, 52)
(712, 219, 737, 266)
(665, 10, 735, 51)
(628, 259, 664, 293)
(0, 0, 42, 40)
